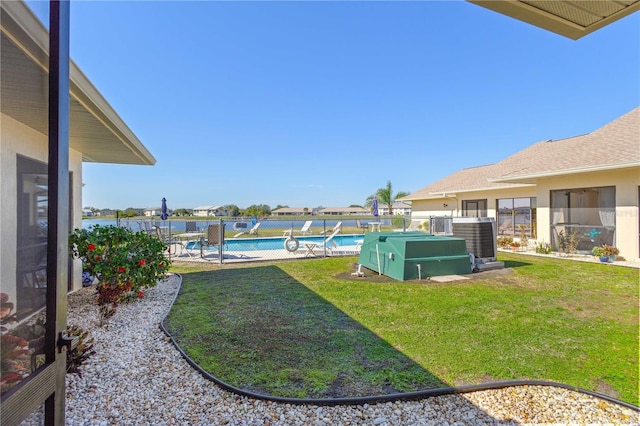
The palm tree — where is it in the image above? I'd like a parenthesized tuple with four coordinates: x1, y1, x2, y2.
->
(366, 181, 409, 216)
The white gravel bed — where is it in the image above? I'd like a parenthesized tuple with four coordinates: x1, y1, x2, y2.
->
(23, 274, 638, 425)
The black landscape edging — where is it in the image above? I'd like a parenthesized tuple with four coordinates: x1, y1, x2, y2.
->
(160, 274, 639, 411)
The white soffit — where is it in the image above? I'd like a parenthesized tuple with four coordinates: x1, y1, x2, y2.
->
(1, 1, 156, 165)
(467, 0, 640, 40)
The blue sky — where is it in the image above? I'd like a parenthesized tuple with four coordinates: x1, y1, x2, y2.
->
(26, 1, 640, 211)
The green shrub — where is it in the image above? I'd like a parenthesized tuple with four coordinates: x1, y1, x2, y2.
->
(497, 236, 513, 248)
(557, 230, 579, 255)
(535, 241, 552, 254)
(391, 214, 407, 229)
(417, 221, 430, 233)
(69, 225, 170, 318)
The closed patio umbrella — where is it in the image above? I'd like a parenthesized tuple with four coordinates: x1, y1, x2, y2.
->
(372, 196, 379, 217)
(160, 197, 169, 220)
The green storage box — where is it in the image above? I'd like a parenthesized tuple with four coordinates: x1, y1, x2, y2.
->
(357, 232, 472, 281)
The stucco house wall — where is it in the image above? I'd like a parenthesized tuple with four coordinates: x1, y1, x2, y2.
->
(534, 168, 639, 261)
(193, 206, 226, 216)
(409, 187, 537, 221)
(1, 1, 157, 322)
(1, 113, 84, 304)
(403, 107, 639, 262)
(410, 169, 638, 261)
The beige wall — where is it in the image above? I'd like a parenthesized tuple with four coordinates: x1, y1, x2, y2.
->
(410, 187, 536, 221)
(1, 113, 84, 308)
(535, 168, 639, 262)
(409, 168, 639, 261)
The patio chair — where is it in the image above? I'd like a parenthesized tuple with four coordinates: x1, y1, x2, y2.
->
(153, 225, 184, 256)
(185, 221, 198, 233)
(153, 225, 170, 244)
(139, 221, 154, 234)
(356, 219, 368, 233)
(320, 221, 342, 236)
(200, 224, 226, 258)
(16, 241, 48, 308)
(283, 220, 313, 236)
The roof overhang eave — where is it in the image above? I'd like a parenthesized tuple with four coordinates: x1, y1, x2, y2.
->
(490, 162, 640, 183)
(466, 0, 640, 40)
(433, 184, 535, 195)
(402, 183, 535, 201)
(69, 65, 156, 166)
(1, 1, 156, 166)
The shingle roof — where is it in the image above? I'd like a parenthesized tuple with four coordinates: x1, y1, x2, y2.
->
(193, 205, 222, 210)
(402, 107, 639, 201)
(318, 207, 369, 214)
(402, 163, 529, 201)
(272, 207, 313, 213)
(493, 107, 639, 182)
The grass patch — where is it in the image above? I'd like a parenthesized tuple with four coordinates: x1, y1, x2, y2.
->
(165, 253, 639, 404)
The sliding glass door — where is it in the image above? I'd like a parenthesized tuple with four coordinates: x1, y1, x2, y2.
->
(550, 187, 616, 252)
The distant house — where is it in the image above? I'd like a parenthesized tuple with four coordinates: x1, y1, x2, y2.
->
(193, 205, 226, 217)
(82, 209, 93, 217)
(271, 207, 315, 216)
(144, 207, 161, 217)
(318, 207, 370, 216)
(401, 107, 640, 262)
(377, 203, 412, 216)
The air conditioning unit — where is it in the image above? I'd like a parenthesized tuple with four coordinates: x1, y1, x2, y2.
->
(452, 217, 504, 271)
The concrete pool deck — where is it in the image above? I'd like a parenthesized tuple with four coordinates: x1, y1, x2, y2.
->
(169, 243, 363, 264)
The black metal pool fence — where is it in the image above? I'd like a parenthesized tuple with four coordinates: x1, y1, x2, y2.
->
(114, 216, 413, 263)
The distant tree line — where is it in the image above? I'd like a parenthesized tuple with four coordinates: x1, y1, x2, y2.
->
(85, 181, 410, 219)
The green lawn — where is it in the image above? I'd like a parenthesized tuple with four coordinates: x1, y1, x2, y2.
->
(165, 253, 639, 404)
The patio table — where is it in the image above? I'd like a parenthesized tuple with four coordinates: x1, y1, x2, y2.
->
(303, 241, 317, 257)
(174, 232, 204, 257)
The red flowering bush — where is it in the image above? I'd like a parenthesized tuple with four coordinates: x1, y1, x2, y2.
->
(69, 225, 170, 319)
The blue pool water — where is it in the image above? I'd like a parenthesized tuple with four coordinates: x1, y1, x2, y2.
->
(186, 235, 364, 252)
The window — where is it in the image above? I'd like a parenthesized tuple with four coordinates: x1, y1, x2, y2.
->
(497, 197, 536, 238)
(15, 155, 48, 318)
(462, 199, 487, 217)
(550, 187, 615, 252)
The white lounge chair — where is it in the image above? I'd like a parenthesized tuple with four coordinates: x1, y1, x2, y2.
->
(304, 228, 340, 257)
(235, 222, 260, 237)
(320, 221, 342, 236)
(283, 220, 313, 236)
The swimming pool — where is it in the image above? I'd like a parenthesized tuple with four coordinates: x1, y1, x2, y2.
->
(185, 234, 364, 252)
